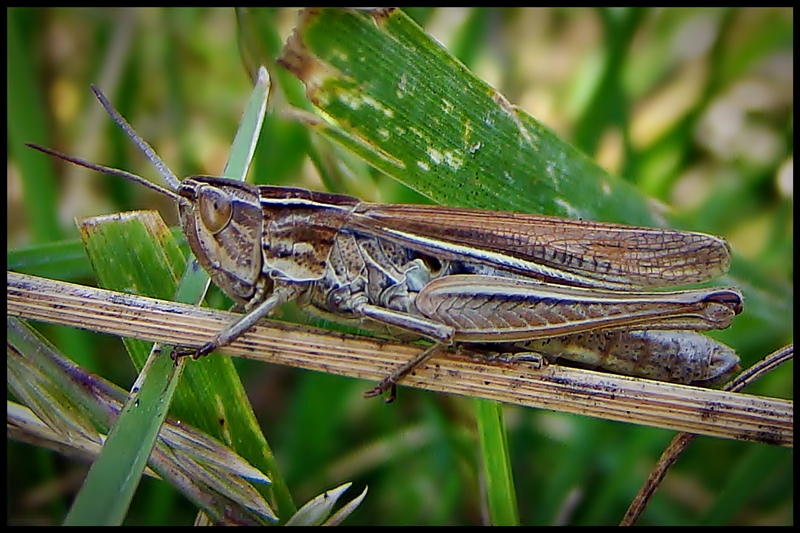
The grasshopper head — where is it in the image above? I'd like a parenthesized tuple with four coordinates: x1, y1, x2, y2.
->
(178, 177, 266, 305)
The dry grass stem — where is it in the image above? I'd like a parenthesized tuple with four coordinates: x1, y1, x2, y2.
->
(8, 272, 792, 446)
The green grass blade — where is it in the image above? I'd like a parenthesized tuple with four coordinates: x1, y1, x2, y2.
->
(7, 230, 187, 283)
(474, 399, 519, 525)
(62, 317, 184, 525)
(7, 240, 94, 281)
(222, 66, 271, 180)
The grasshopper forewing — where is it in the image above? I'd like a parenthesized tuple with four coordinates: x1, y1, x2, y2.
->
(28, 86, 743, 402)
(347, 204, 734, 290)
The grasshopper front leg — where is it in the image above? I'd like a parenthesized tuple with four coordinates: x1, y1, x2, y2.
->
(176, 282, 304, 360)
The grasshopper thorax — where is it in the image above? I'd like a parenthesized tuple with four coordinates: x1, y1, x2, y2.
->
(178, 176, 266, 305)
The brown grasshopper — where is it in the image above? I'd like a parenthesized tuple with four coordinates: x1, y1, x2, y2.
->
(29, 86, 743, 401)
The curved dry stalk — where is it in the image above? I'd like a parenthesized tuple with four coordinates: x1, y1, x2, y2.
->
(620, 344, 794, 526)
(8, 271, 793, 446)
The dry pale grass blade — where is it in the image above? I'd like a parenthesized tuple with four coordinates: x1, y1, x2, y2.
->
(8, 271, 792, 446)
(7, 317, 277, 524)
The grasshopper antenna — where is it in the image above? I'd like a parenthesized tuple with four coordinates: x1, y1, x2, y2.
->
(26, 143, 184, 203)
(89, 85, 181, 190)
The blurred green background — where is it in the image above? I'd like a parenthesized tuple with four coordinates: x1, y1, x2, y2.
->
(7, 7, 793, 525)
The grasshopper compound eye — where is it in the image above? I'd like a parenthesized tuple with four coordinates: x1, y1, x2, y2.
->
(197, 185, 234, 234)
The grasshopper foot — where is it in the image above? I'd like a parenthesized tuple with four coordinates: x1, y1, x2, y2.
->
(171, 346, 195, 361)
(170, 342, 215, 362)
(192, 342, 216, 360)
(363, 381, 397, 403)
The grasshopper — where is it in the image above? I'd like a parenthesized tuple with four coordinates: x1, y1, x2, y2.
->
(30, 87, 743, 401)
